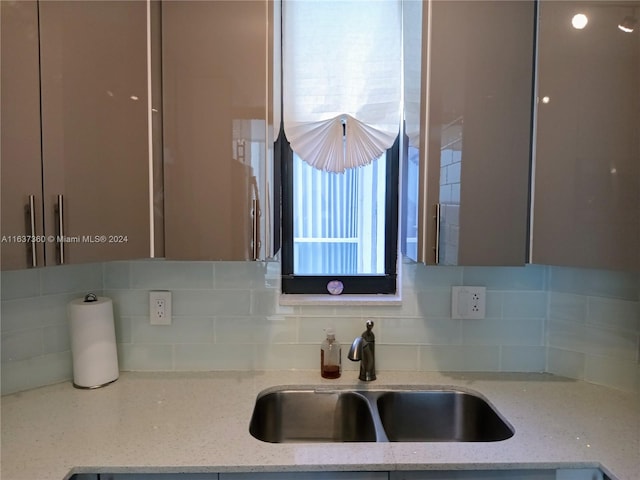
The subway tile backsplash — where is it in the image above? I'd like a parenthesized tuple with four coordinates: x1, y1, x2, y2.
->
(546, 267, 640, 392)
(1, 262, 106, 394)
(1, 260, 638, 395)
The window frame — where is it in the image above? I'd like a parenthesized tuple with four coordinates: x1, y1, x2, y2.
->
(279, 132, 400, 295)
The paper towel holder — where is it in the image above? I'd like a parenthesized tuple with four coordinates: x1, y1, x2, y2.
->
(69, 294, 120, 389)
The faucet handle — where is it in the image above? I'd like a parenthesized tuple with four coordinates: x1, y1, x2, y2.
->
(362, 320, 375, 342)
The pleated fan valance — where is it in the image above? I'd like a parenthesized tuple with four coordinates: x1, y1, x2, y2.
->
(282, 0, 402, 173)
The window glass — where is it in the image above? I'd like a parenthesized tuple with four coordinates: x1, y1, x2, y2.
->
(293, 152, 387, 276)
(401, 145, 420, 261)
(280, 137, 399, 295)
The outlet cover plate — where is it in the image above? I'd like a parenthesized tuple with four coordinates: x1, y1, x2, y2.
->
(452, 286, 486, 319)
(149, 290, 172, 325)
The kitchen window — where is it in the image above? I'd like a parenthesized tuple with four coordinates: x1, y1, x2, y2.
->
(277, 0, 404, 297)
(279, 134, 400, 295)
(274, 0, 423, 303)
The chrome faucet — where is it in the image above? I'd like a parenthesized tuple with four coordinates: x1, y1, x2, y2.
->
(348, 320, 376, 381)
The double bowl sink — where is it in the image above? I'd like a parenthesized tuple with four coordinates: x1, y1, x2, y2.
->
(249, 386, 514, 443)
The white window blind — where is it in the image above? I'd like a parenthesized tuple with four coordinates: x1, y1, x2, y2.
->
(282, 0, 402, 173)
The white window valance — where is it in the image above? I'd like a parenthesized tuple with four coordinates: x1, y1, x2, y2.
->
(282, 0, 402, 173)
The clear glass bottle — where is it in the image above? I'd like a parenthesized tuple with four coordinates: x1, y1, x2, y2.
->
(320, 328, 341, 379)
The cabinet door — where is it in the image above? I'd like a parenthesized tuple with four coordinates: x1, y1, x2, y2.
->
(531, 1, 640, 271)
(421, 1, 535, 266)
(161, 1, 269, 261)
(97, 474, 218, 480)
(221, 473, 388, 480)
(0, 0, 45, 270)
(38, 1, 151, 265)
(390, 470, 603, 480)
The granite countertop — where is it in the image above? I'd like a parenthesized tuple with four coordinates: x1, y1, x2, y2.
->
(1, 371, 639, 480)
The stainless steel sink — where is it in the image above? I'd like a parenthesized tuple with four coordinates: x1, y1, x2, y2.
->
(376, 390, 514, 442)
(249, 386, 514, 443)
(249, 389, 377, 443)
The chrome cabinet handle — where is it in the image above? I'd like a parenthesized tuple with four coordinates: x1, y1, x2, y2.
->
(434, 203, 441, 265)
(251, 198, 261, 261)
(55, 194, 65, 264)
(250, 176, 261, 261)
(27, 195, 37, 268)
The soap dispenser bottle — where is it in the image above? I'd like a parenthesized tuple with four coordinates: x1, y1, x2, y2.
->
(321, 328, 342, 379)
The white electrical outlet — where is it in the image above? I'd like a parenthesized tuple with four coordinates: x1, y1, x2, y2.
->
(452, 286, 486, 319)
(149, 291, 172, 325)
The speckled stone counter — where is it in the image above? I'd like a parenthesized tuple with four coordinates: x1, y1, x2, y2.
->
(1, 371, 639, 480)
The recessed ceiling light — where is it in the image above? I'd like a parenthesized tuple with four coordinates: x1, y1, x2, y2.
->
(571, 13, 588, 30)
(618, 15, 638, 33)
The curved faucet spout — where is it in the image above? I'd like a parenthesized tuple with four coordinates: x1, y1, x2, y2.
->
(347, 336, 367, 361)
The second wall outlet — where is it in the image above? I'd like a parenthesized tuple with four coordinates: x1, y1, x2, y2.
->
(452, 286, 486, 319)
(149, 291, 172, 325)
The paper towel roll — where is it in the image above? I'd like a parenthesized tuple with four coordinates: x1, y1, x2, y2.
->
(68, 295, 119, 389)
